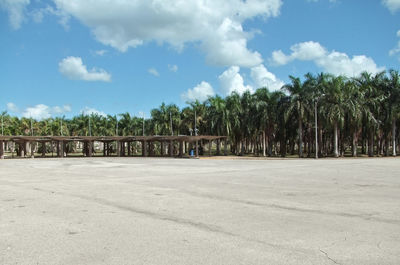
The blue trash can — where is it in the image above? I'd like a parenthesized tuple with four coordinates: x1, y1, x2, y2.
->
(190, 149, 194, 156)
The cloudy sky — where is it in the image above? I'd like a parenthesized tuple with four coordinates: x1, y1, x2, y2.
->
(1, 0, 399, 119)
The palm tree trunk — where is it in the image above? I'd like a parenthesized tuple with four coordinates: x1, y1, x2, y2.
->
(240, 140, 244, 156)
(308, 125, 312, 158)
(392, 118, 397, 156)
(298, 119, 303, 158)
(385, 133, 390, 157)
(368, 129, 374, 157)
(334, 122, 339, 158)
(318, 128, 323, 157)
(262, 131, 266, 157)
(352, 131, 357, 157)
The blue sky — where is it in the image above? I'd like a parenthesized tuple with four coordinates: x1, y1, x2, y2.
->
(1, 0, 399, 119)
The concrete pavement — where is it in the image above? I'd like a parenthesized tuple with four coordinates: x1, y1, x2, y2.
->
(1, 157, 399, 264)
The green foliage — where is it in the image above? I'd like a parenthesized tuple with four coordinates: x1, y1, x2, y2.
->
(2, 70, 400, 157)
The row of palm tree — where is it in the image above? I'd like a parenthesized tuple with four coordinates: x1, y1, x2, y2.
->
(1, 70, 399, 157)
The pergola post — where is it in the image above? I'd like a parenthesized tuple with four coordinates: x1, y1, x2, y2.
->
(103, 142, 106, 157)
(41, 142, 46, 157)
(224, 138, 227, 156)
(87, 141, 93, 157)
(148, 141, 153, 156)
(142, 140, 147, 157)
(179, 141, 183, 157)
(0, 140, 4, 159)
(121, 141, 125, 156)
(56, 141, 60, 157)
(19, 141, 26, 157)
(30, 141, 35, 158)
(127, 142, 131, 156)
(216, 139, 221, 155)
(195, 140, 199, 157)
(169, 140, 174, 157)
(22, 141, 27, 157)
(208, 140, 212, 156)
(160, 141, 164, 156)
(59, 141, 64, 158)
(83, 142, 88, 156)
(116, 141, 121, 157)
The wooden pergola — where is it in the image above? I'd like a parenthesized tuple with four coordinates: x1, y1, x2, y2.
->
(0, 135, 227, 159)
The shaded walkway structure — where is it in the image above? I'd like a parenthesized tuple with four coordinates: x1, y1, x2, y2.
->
(0, 135, 227, 159)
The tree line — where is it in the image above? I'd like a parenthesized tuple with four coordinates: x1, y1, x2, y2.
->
(1, 70, 399, 157)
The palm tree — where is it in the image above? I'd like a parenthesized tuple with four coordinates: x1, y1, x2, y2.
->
(252, 88, 269, 156)
(282, 76, 309, 157)
(321, 75, 346, 157)
(166, 104, 181, 135)
(119, 112, 134, 136)
(386, 70, 400, 156)
(225, 92, 242, 155)
(206, 95, 229, 136)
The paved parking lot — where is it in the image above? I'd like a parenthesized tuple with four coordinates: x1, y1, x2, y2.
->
(1, 157, 399, 265)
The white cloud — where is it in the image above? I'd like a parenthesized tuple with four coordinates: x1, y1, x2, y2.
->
(29, 5, 70, 30)
(218, 66, 253, 95)
(53, 105, 71, 114)
(81, 107, 106, 117)
(184, 64, 283, 97)
(6, 103, 71, 120)
(382, 0, 400, 12)
(271, 41, 384, 76)
(6, 102, 19, 112)
(94, 49, 107, 56)
(318, 52, 384, 76)
(389, 30, 400, 60)
(271, 50, 291, 65)
(250, 64, 285, 91)
(181, 81, 215, 102)
(201, 18, 263, 67)
(271, 41, 327, 65)
(23, 104, 72, 119)
(148, 68, 160, 77)
(168, 64, 178, 72)
(59, 56, 111, 82)
(0, 0, 30, 30)
(51, 0, 282, 67)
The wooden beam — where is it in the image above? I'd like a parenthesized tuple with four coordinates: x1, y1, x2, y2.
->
(116, 141, 121, 157)
(59, 141, 64, 158)
(179, 141, 183, 157)
(142, 140, 147, 157)
(88, 141, 93, 157)
(160, 141, 164, 156)
(0, 140, 4, 159)
(127, 142, 131, 156)
(169, 140, 174, 157)
(41, 142, 46, 157)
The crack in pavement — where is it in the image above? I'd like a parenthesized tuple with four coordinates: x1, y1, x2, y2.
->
(319, 249, 342, 265)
